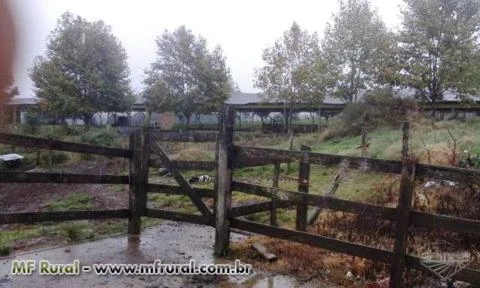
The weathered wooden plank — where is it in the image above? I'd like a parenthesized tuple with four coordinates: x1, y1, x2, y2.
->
(229, 217, 480, 284)
(296, 145, 310, 231)
(232, 181, 397, 220)
(151, 140, 212, 217)
(0, 209, 129, 224)
(0, 132, 131, 158)
(252, 242, 278, 261)
(230, 201, 293, 218)
(410, 210, 480, 236)
(128, 131, 150, 235)
(271, 161, 280, 226)
(233, 146, 480, 184)
(215, 104, 235, 257)
(233, 146, 402, 173)
(0, 172, 129, 184)
(230, 218, 393, 263)
(151, 131, 217, 142)
(147, 183, 214, 198)
(149, 159, 216, 170)
(145, 209, 212, 225)
(416, 163, 480, 185)
(308, 166, 345, 225)
(390, 123, 415, 288)
(231, 181, 480, 237)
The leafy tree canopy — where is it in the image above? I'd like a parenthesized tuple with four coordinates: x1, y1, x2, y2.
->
(322, 0, 395, 103)
(31, 12, 134, 125)
(397, 0, 480, 110)
(255, 22, 329, 105)
(143, 26, 232, 129)
(255, 22, 329, 132)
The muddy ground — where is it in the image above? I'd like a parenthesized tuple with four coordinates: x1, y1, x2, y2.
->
(0, 158, 129, 213)
(0, 222, 329, 288)
(0, 158, 332, 287)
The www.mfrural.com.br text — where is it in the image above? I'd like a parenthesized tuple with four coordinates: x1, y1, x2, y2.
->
(10, 259, 252, 276)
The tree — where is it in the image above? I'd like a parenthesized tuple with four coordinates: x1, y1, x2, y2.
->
(31, 12, 134, 126)
(143, 26, 232, 130)
(322, 0, 395, 103)
(255, 22, 329, 133)
(397, 0, 480, 116)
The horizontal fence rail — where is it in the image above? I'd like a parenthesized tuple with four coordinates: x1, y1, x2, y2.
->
(230, 218, 480, 284)
(234, 146, 402, 172)
(0, 209, 130, 225)
(149, 159, 216, 171)
(145, 209, 211, 225)
(231, 218, 393, 263)
(234, 146, 480, 184)
(151, 131, 217, 142)
(232, 180, 480, 236)
(410, 210, 480, 236)
(232, 181, 398, 220)
(0, 132, 131, 158)
(147, 183, 214, 198)
(230, 200, 293, 218)
(0, 172, 129, 184)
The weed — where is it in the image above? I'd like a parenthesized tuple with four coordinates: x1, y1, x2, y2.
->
(60, 222, 87, 243)
(47, 193, 94, 211)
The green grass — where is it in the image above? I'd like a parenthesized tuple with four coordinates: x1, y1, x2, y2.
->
(46, 193, 95, 211)
(4, 117, 480, 254)
(241, 118, 480, 165)
(0, 226, 53, 255)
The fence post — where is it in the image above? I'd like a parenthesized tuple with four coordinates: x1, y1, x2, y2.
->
(270, 160, 280, 226)
(215, 104, 234, 256)
(296, 145, 310, 231)
(128, 130, 150, 239)
(361, 125, 368, 158)
(390, 122, 416, 287)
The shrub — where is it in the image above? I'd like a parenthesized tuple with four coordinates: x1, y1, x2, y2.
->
(59, 124, 83, 136)
(40, 151, 70, 165)
(60, 223, 85, 243)
(323, 89, 417, 140)
(80, 128, 119, 147)
(21, 111, 42, 135)
(362, 89, 417, 127)
(0, 244, 12, 256)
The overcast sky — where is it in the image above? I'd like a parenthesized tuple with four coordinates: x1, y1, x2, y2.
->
(10, 0, 404, 98)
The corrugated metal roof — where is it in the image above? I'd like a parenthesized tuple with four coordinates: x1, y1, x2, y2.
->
(6, 97, 37, 106)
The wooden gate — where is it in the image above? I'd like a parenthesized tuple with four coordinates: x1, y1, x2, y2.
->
(134, 130, 218, 232)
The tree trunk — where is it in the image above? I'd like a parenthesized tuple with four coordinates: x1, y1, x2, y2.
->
(185, 114, 191, 131)
(431, 98, 437, 119)
(82, 113, 94, 130)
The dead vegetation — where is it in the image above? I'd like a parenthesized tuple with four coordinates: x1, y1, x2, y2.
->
(230, 175, 480, 287)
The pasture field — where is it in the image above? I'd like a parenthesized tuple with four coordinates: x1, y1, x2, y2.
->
(1, 118, 480, 286)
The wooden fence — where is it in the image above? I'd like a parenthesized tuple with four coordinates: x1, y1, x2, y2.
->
(2, 108, 480, 287)
(0, 130, 218, 234)
(262, 123, 319, 133)
(215, 105, 480, 287)
(0, 132, 131, 226)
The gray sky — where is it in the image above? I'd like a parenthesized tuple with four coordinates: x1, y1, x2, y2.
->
(11, 0, 404, 98)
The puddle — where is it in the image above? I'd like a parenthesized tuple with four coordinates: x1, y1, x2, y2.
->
(226, 273, 325, 288)
(0, 221, 328, 288)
